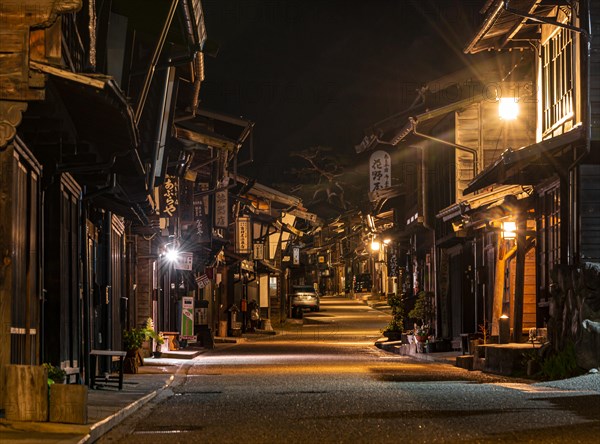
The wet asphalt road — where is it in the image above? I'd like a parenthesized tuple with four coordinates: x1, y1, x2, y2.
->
(99, 296, 600, 443)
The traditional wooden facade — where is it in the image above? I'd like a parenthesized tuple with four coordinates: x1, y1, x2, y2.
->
(459, 0, 599, 366)
(0, 0, 210, 404)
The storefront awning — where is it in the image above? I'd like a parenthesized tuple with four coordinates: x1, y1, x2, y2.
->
(463, 127, 585, 195)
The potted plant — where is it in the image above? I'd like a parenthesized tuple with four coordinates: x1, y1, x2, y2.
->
(414, 325, 430, 343)
(145, 317, 165, 357)
(152, 332, 165, 358)
(382, 289, 406, 341)
(43, 363, 66, 386)
(409, 291, 434, 342)
(122, 327, 148, 373)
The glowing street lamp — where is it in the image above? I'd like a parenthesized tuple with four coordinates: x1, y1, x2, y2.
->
(498, 97, 519, 120)
(165, 248, 179, 263)
(370, 240, 381, 252)
(501, 221, 517, 240)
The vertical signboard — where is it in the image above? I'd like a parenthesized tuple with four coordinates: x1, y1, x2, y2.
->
(179, 179, 194, 223)
(292, 246, 300, 265)
(369, 150, 391, 192)
(181, 296, 195, 340)
(214, 179, 228, 228)
(235, 216, 252, 254)
(160, 175, 179, 217)
(193, 195, 209, 242)
(253, 243, 264, 260)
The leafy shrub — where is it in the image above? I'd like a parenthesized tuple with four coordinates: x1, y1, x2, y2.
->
(122, 327, 149, 351)
(43, 363, 66, 384)
(539, 342, 585, 380)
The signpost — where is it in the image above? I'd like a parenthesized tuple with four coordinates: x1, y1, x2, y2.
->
(180, 296, 195, 340)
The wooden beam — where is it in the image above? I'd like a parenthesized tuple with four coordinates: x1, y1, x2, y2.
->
(174, 126, 236, 151)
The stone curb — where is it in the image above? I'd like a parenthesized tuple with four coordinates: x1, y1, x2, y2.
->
(77, 373, 178, 444)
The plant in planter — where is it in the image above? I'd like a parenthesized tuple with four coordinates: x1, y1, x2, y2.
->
(122, 327, 149, 373)
(151, 332, 165, 357)
(382, 289, 406, 341)
(409, 290, 435, 342)
(145, 317, 165, 357)
(43, 363, 66, 385)
(414, 325, 430, 343)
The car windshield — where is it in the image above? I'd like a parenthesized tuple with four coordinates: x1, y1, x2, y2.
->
(293, 286, 316, 294)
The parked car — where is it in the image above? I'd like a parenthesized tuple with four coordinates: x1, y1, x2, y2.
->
(353, 274, 372, 293)
(290, 285, 320, 312)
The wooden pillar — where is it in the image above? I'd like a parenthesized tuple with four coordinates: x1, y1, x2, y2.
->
(512, 213, 527, 343)
(0, 144, 15, 411)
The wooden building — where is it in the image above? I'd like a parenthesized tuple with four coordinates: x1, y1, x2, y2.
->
(0, 0, 210, 404)
(459, 0, 599, 366)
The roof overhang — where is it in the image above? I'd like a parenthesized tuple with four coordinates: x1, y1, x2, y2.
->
(464, 0, 557, 54)
(232, 174, 303, 208)
(392, 93, 488, 146)
(464, 126, 585, 194)
(437, 184, 534, 222)
(30, 61, 155, 224)
(174, 108, 254, 152)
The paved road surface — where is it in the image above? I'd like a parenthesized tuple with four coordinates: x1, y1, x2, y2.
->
(98, 296, 600, 443)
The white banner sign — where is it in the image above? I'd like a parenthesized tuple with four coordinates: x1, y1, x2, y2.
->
(175, 252, 193, 271)
(369, 150, 391, 192)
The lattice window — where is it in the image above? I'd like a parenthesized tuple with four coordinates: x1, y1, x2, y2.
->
(538, 185, 561, 292)
(541, 26, 574, 135)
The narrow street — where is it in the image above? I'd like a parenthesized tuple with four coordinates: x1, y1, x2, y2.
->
(99, 298, 600, 444)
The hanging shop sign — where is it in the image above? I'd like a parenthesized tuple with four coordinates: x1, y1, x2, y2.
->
(235, 216, 252, 254)
(160, 175, 179, 217)
(214, 180, 229, 228)
(253, 243, 264, 260)
(180, 297, 195, 340)
(292, 246, 300, 265)
(387, 248, 399, 277)
(193, 195, 209, 242)
(179, 179, 194, 223)
(369, 150, 391, 192)
(175, 252, 194, 271)
(195, 273, 210, 289)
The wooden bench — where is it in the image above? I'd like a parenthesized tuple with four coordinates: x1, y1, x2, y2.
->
(89, 350, 127, 390)
(64, 367, 81, 384)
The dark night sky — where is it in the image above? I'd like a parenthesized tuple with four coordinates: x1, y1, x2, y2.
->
(200, 0, 486, 186)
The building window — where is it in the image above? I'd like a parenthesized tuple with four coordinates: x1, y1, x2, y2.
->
(538, 185, 561, 294)
(541, 26, 574, 135)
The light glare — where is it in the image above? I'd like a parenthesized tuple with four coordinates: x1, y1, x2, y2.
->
(165, 249, 179, 262)
(498, 98, 519, 120)
(502, 221, 517, 239)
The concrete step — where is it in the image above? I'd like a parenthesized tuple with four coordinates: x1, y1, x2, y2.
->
(159, 350, 202, 359)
